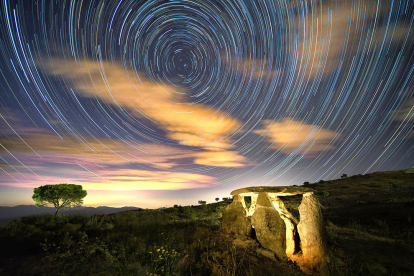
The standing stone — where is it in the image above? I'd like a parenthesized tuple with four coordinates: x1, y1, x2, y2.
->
(251, 192, 287, 260)
(222, 195, 251, 235)
(297, 193, 327, 269)
(272, 197, 300, 257)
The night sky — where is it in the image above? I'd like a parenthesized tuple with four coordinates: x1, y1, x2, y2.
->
(0, 0, 413, 208)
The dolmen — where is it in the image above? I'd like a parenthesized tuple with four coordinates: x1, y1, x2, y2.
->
(222, 186, 328, 273)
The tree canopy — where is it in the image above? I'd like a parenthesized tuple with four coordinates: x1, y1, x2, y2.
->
(32, 184, 87, 215)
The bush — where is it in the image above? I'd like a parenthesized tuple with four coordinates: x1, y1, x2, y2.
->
(183, 206, 192, 214)
(147, 245, 179, 276)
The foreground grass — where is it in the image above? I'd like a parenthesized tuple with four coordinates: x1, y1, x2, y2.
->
(0, 169, 413, 275)
(0, 202, 231, 276)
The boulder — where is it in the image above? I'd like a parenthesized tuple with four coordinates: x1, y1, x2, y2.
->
(222, 195, 251, 235)
(251, 192, 287, 260)
(297, 193, 328, 268)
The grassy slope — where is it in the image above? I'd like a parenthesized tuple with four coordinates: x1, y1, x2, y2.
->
(0, 169, 412, 276)
(310, 169, 414, 275)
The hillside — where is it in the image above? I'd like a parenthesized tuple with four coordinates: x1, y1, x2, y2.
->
(0, 169, 413, 275)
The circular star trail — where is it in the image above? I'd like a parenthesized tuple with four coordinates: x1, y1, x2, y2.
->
(0, 0, 413, 191)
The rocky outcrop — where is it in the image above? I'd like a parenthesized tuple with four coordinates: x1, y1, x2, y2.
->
(297, 193, 328, 269)
(251, 192, 287, 260)
(222, 195, 251, 235)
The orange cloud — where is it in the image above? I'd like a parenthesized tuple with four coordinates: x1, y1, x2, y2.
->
(44, 58, 246, 167)
(0, 130, 193, 168)
(2, 167, 216, 191)
(254, 118, 339, 155)
(81, 169, 216, 191)
(193, 150, 247, 167)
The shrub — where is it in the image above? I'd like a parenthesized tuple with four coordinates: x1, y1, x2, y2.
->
(147, 245, 179, 276)
(183, 206, 191, 214)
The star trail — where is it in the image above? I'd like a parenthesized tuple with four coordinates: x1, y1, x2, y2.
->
(0, 0, 413, 208)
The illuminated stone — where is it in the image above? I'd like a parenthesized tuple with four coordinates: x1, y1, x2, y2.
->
(297, 193, 328, 268)
(251, 192, 286, 260)
(223, 186, 327, 272)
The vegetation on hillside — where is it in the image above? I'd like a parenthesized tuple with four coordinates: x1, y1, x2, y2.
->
(0, 169, 413, 275)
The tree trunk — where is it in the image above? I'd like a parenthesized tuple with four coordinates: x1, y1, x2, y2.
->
(55, 207, 59, 216)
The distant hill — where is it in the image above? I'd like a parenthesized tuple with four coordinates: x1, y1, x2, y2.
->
(0, 205, 143, 226)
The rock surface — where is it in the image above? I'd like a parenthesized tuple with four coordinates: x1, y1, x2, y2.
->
(271, 197, 300, 257)
(251, 193, 287, 260)
(231, 186, 315, 196)
(297, 193, 328, 269)
(222, 195, 251, 235)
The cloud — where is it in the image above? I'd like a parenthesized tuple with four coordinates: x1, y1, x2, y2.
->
(254, 118, 339, 156)
(44, 58, 247, 167)
(82, 169, 216, 191)
(295, 0, 412, 78)
(0, 129, 194, 168)
(1, 167, 216, 191)
(222, 1, 413, 82)
(193, 150, 247, 167)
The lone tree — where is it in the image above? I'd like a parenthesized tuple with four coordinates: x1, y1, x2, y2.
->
(32, 184, 87, 216)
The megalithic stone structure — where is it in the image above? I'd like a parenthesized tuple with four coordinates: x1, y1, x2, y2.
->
(221, 194, 251, 236)
(251, 192, 287, 260)
(222, 186, 328, 271)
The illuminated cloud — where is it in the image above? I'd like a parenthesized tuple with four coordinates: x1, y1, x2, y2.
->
(193, 150, 247, 167)
(82, 169, 216, 191)
(1, 167, 215, 191)
(255, 119, 339, 155)
(0, 126, 219, 190)
(44, 59, 246, 167)
(0, 129, 193, 168)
